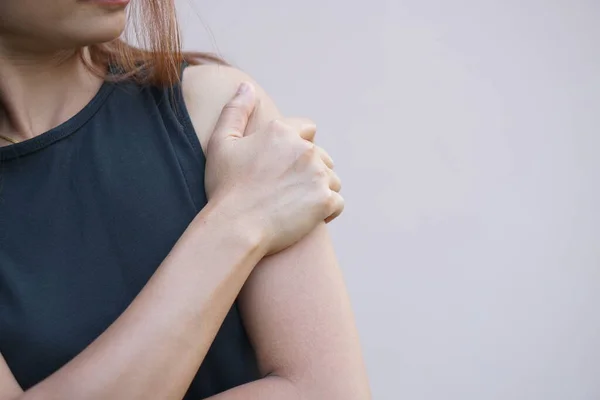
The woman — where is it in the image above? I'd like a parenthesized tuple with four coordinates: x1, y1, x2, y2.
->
(0, 0, 370, 399)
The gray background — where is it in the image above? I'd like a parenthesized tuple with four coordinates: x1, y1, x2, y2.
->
(176, 1, 600, 399)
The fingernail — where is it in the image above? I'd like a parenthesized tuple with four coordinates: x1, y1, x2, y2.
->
(236, 82, 251, 95)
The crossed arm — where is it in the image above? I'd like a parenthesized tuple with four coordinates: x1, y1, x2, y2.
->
(0, 65, 371, 400)
(183, 64, 371, 399)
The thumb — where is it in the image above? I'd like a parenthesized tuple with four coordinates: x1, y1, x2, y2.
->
(211, 82, 257, 142)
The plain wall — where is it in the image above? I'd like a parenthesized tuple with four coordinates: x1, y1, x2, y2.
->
(176, 1, 600, 399)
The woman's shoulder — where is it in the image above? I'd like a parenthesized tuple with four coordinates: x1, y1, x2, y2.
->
(181, 64, 281, 152)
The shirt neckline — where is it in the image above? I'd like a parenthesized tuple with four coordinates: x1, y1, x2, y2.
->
(0, 79, 115, 161)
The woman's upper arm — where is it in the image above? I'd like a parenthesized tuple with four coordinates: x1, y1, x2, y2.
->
(182, 64, 371, 399)
(239, 224, 371, 399)
(0, 353, 23, 400)
(181, 64, 280, 151)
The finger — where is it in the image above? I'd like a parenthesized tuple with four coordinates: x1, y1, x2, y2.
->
(324, 192, 345, 224)
(279, 117, 317, 142)
(328, 168, 342, 192)
(317, 146, 334, 169)
(243, 96, 262, 137)
(211, 82, 257, 143)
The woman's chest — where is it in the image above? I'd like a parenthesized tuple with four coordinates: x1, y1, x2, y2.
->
(0, 140, 205, 388)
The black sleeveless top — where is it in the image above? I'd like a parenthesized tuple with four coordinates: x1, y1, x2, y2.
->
(0, 67, 260, 398)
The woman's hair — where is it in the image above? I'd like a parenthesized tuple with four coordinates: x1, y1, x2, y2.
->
(85, 0, 225, 87)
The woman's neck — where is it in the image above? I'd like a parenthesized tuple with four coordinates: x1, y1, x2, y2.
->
(0, 41, 104, 144)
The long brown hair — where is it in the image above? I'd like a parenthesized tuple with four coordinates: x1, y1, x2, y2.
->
(85, 0, 225, 87)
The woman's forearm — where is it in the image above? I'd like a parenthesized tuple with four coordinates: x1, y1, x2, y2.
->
(204, 375, 301, 400)
(20, 199, 266, 400)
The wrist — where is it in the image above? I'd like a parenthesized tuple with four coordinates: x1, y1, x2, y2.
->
(196, 193, 269, 261)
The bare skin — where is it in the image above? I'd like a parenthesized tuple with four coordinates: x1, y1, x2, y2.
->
(183, 65, 371, 399)
(0, 1, 371, 399)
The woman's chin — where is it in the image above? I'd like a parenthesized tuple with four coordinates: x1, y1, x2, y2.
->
(86, 29, 125, 45)
(72, 14, 127, 46)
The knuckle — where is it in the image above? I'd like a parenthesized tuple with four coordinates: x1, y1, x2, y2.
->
(278, 117, 294, 126)
(268, 118, 288, 133)
(315, 165, 329, 179)
(220, 103, 245, 120)
(222, 101, 242, 113)
(302, 140, 316, 153)
(319, 187, 334, 208)
(326, 195, 339, 213)
(295, 140, 316, 159)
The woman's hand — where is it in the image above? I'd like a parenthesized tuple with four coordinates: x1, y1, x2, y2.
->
(205, 82, 343, 255)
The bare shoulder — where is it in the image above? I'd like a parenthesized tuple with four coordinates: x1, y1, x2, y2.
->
(181, 64, 281, 152)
